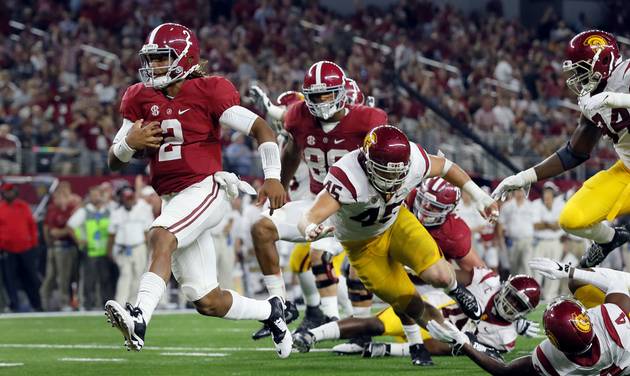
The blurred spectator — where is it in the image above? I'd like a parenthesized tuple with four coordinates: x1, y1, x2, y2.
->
(0, 183, 41, 311)
(107, 186, 153, 305)
(68, 186, 113, 310)
(499, 189, 537, 276)
(40, 184, 79, 311)
(473, 97, 498, 132)
(100, 181, 119, 212)
(225, 133, 253, 176)
(532, 182, 564, 301)
(0, 124, 20, 174)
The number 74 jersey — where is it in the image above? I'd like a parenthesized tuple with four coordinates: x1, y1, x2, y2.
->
(579, 59, 630, 168)
(322, 142, 432, 242)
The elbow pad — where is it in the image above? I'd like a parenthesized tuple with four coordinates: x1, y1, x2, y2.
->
(555, 142, 589, 170)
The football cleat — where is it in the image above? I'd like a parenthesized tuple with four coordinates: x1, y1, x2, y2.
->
(409, 343, 434, 366)
(263, 296, 292, 358)
(296, 305, 333, 331)
(579, 225, 630, 268)
(333, 336, 372, 355)
(292, 328, 316, 353)
(104, 300, 146, 352)
(361, 342, 389, 358)
(251, 300, 299, 340)
(448, 285, 482, 320)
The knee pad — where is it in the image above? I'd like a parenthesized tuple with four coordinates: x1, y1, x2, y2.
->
(346, 278, 373, 302)
(312, 251, 339, 288)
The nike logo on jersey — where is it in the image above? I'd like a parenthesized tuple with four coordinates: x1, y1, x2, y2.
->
(178, 108, 190, 115)
(333, 139, 345, 144)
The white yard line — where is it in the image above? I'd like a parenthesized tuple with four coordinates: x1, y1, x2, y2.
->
(160, 352, 227, 357)
(0, 309, 198, 319)
(59, 357, 126, 362)
(0, 363, 24, 367)
(0, 343, 331, 353)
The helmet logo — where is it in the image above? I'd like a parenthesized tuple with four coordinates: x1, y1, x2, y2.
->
(363, 132, 377, 151)
(571, 312, 591, 333)
(583, 35, 608, 51)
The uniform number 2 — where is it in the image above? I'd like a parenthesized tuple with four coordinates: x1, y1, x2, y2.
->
(158, 119, 184, 162)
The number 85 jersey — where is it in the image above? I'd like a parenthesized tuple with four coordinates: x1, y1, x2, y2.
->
(284, 102, 388, 195)
(322, 142, 431, 242)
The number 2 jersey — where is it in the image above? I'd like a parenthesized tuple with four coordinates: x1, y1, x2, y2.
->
(284, 101, 388, 196)
(119, 76, 240, 195)
(322, 142, 432, 242)
(532, 303, 630, 376)
(579, 59, 630, 168)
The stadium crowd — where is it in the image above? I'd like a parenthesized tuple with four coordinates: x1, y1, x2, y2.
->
(0, 0, 629, 179)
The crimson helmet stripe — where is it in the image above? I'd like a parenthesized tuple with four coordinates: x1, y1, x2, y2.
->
(600, 305, 624, 349)
(148, 23, 165, 44)
(329, 166, 357, 201)
(535, 347, 561, 376)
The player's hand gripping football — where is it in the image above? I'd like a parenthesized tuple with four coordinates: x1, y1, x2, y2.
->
(528, 257, 572, 280)
(125, 119, 162, 150)
(256, 179, 286, 215)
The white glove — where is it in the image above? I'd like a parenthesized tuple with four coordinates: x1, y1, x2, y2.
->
(304, 223, 335, 241)
(426, 320, 470, 351)
(214, 171, 257, 201)
(515, 319, 542, 338)
(249, 85, 273, 111)
(578, 92, 611, 120)
(490, 168, 537, 202)
(528, 257, 572, 280)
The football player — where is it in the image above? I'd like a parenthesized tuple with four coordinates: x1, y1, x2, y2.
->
(104, 23, 292, 357)
(297, 126, 498, 365)
(427, 258, 630, 375)
(250, 62, 388, 330)
(492, 30, 630, 268)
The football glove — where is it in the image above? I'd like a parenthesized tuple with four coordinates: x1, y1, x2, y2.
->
(490, 168, 537, 202)
(426, 320, 470, 353)
(214, 171, 257, 201)
(515, 319, 542, 338)
(528, 257, 572, 280)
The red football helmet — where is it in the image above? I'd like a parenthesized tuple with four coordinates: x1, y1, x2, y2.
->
(139, 23, 200, 89)
(494, 275, 540, 322)
(344, 78, 365, 105)
(362, 126, 410, 194)
(563, 30, 621, 96)
(276, 90, 305, 107)
(543, 298, 595, 355)
(302, 61, 346, 120)
(414, 177, 461, 227)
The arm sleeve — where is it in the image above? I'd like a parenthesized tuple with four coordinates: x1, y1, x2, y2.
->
(112, 118, 134, 145)
(219, 105, 259, 135)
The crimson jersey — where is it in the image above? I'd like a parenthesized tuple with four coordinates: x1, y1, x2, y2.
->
(120, 76, 240, 195)
(405, 189, 472, 260)
(284, 102, 387, 195)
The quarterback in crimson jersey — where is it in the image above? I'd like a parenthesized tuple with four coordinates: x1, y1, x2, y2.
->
(104, 23, 292, 358)
(251, 61, 388, 330)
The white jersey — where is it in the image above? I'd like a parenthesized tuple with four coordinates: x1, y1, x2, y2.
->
(323, 142, 431, 242)
(288, 161, 312, 201)
(579, 59, 630, 168)
(532, 303, 630, 376)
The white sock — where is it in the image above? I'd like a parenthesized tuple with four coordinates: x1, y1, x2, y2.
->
(446, 272, 458, 292)
(566, 222, 615, 244)
(310, 321, 340, 342)
(402, 324, 423, 345)
(352, 306, 371, 318)
(135, 272, 166, 324)
(223, 290, 271, 320)
(320, 296, 340, 318)
(336, 275, 353, 318)
(298, 271, 320, 306)
(388, 342, 410, 356)
(262, 273, 286, 300)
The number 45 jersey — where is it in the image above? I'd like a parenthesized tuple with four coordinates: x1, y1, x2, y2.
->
(579, 59, 630, 168)
(284, 102, 388, 196)
(322, 142, 431, 242)
(120, 76, 239, 195)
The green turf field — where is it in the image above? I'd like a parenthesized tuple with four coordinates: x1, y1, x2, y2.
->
(0, 308, 543, 375)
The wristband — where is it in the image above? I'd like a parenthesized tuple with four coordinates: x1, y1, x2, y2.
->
(259, 141, 281, 180)
(112, 137, 136, 163)
(462, 180, 489, 203)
